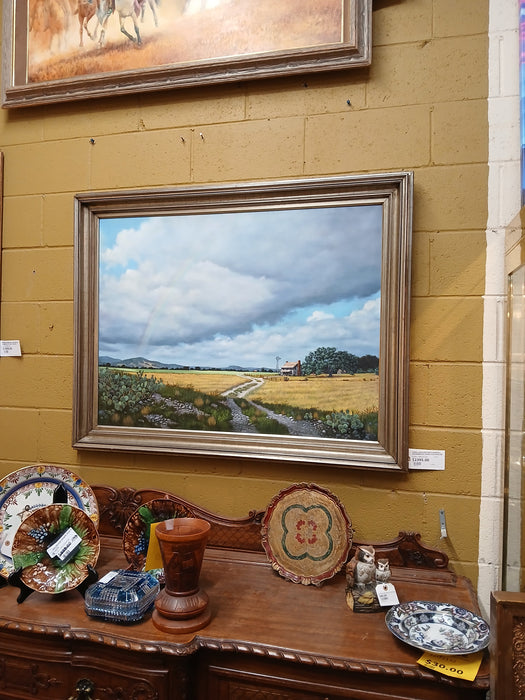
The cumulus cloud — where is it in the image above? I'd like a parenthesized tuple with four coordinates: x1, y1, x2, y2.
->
(99, 205, 382, 365)
(307, 310, 335, 322)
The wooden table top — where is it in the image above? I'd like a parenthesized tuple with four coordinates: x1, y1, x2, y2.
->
(0, 542, 490, 692)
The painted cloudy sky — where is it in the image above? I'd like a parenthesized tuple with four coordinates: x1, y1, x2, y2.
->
(98, 205, 383, 368)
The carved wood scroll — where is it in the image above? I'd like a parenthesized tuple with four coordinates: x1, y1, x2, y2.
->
(513, 617, 525, 697)
(92, 485, 449, 569)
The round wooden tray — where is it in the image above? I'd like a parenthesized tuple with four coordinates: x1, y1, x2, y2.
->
(261, 482, 352, 585)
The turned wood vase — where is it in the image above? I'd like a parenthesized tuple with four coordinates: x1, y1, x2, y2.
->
(152, 517, 211, 633)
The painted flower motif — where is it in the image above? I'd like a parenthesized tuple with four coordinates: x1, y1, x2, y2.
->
(295, 519, 318, 545)
(281, 505, 333, 562)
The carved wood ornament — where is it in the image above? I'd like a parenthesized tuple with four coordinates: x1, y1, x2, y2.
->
(93, 485, 450, 569)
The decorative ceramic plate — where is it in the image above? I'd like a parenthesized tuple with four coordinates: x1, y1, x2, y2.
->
(385, 601, 490, 654)
(261, 482, 352, 585)
(11, 503, 100, 594)
(123, 499, 195, 578)
(0, 465, 99, 578)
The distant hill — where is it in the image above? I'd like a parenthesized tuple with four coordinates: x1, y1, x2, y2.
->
(99, 356, 123, 366)
(99, 357, 276, 372)
(99, 356, 183, 370)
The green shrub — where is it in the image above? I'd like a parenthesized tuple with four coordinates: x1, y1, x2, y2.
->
(323, 410, 366, 439)
(98, 369, 162, 424)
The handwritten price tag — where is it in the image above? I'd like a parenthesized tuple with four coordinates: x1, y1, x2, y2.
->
(417, 651, 483, 681)
(375, 583, 399, 607)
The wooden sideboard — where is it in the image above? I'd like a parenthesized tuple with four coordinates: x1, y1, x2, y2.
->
(0, 486, 490, 700)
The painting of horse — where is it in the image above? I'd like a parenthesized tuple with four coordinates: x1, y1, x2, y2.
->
(27, 0, 345, 86)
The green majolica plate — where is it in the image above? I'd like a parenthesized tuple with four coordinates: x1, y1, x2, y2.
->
(12, 503, 100, 594)
(123, 498, 194, 580)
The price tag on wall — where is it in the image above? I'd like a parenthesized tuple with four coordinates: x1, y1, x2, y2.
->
(417, 651, 483, 681)
(409, 449, 445, 470)
(0, 340, 21, 357)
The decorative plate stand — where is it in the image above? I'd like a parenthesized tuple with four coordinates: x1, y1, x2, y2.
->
(261, 482, 352, 586)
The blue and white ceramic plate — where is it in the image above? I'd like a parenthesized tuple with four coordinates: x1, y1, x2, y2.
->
(0, 465, 99, 578)
(385, 601, 490, 655)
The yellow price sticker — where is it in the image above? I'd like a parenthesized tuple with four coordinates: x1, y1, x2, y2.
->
(417, 651, 483, 681)
(144, 522, 163, 571)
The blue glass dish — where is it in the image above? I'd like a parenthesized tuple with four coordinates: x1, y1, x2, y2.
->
(85, 569, 160, 623)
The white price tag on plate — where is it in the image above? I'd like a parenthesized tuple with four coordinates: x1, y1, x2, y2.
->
(47, 527, 81, 562)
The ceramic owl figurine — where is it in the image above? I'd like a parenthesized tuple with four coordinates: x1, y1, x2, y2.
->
(345, 545, 376, 589)
(375, 558, 391, 583)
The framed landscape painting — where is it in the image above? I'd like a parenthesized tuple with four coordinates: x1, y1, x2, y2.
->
(2, 0, 371, 108)
(73, 173, 413, 470)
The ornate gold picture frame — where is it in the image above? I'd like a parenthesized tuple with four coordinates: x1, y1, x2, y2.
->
(73, 172, 412, 470)
(2, 0, 371, 108)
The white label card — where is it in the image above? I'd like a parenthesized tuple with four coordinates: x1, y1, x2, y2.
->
(409, 449, 445, 471)
(47, 527, 81, 562)
(0, 340, 22, 357)
(375, 583, 399, 607)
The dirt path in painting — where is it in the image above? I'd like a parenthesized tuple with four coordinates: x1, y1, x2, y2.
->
(221, 374, 326, 436)
(225, 398, 259, 433)
(225, 397, 326, 437)
(222, 376, 264, 399)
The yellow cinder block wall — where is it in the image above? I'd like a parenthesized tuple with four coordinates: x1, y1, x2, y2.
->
(0, 0, 489, 586)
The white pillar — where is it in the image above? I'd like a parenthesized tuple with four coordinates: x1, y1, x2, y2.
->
(479, 0, 521, 616)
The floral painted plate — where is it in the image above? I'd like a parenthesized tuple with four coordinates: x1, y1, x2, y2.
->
(0, 465, 99, 578)
(11, 503, 100, 594)
(261, 482, 352, 586)
(385, 601, 490, 654)
(123, 499, 195, 578)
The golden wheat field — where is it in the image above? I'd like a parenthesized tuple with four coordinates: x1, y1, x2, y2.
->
(143, 371, 247, 394)
(250, 374, 379, 413)
(28, 0, 343, 83)
(142, 371, 379, 413)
